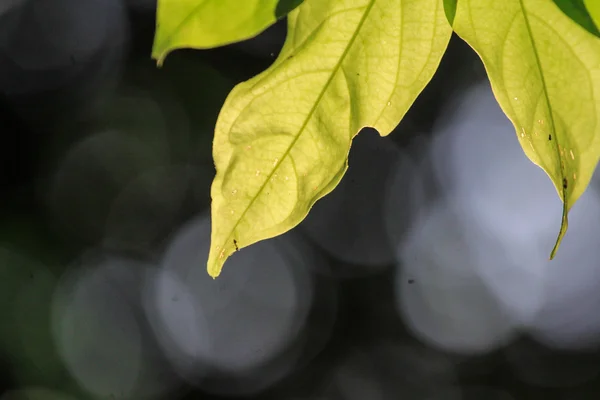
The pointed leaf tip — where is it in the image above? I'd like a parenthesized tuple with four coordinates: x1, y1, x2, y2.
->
(207, 0, 452, 275)
(443, 0, 458, 25)
(451, 0, 600, 260)
(153, 0, 302, 66)
(549, 202, 569, 260)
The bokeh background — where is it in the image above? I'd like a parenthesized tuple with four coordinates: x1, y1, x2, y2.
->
(2, 1, 600, 399)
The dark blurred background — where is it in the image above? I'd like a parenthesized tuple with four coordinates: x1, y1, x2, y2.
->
(2, 1, 600, 399)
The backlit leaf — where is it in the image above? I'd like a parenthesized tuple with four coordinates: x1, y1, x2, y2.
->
(585, 0, 600, 30)
(152, 0, 304, 66)
(207, 0, 452, 277)
(452, 0, 600, 258)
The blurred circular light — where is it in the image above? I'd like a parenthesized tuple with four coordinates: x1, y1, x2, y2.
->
(46, 128, 168, 245)
(146, 214, 316, 395)
(104, 164, 211, 254)
(51, 253, 177, 399)
(0, 0, 128, 96)
(300, 129, 414, 272)
(0, 248, 63, 387)
(394, 197, 521, 354)
(1, 0, 124, 71)
(426, 80, 600, 351)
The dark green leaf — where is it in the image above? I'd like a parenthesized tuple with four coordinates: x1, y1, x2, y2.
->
(552, 0, 600, 37)
(444, 0, 458, 25)
(275, 0, 304, 19)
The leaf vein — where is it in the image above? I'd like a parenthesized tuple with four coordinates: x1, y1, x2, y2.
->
(220, 0, 377, 249)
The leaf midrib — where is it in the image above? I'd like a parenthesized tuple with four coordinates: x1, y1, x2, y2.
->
(518, 0, 568, 257)
(217, 0, 377, 258)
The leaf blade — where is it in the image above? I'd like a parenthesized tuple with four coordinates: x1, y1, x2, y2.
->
(152, 0, 303, 65)
(584, 0, 600, 30)
(452, 0, 600, 258)
(208, 0, 452, 277)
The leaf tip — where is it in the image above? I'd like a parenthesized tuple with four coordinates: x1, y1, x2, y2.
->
(151, 50, 167, 68)
(151, 35, 171, 68)
(207, 261, 223, 279)
(549, 201, 569, 260)
(207, 245, 228, 279)
(443, 0, 458, 26)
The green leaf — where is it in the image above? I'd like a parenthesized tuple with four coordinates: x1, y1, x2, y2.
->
(276, 0, 305, 18)
(443, 0, 457, 25)
(207, 0, 452, 277)
(585, 0, 600, 29)
(152, 0, 304, 66)
(452, 0, 600, 259)
(552, 0, 600, 38)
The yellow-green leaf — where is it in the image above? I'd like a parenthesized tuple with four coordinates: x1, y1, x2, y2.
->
(207, 0, 452, 277)
(152, 0, 304, 66)
(452, 0, 600, 259)
(585, 0, 600, 29)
